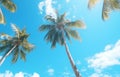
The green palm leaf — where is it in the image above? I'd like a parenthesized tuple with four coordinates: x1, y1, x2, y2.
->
(44, 28, 55, 42)
(110, 0, 120, 10)
(67, 29, 81, 41)
(88, 0, 120, 20)
(88, 0, 99, 9)
(0, 8, 5, 24)
(58, 13, 66, 22)
(1, 0, 16, 12)
(12, 47, 19, 63)
(45, 15, 56, 23)
(0, 33, 12, 40)
(39, 25, 54, 31)
(0, 45, 10, 53)
(20, 50, 26, 61)
(22, 40, 34, 52)
(102, 0, 111, 20)
(66, 20, 86, 29)
(11, 23, 20, 38)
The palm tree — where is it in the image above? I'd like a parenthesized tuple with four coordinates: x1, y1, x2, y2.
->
(0, 0, 16, 24)
(88, 0, 120, 20)
(0, 24, 34, 65)
(39, 12, 86, 77)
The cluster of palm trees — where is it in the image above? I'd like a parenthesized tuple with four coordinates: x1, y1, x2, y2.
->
(0, 0, 120, 77)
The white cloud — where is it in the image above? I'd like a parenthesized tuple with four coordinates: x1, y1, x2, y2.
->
(14, 72, 24, 77)
(0, 71, 13, 77)
(104, 45, 112, 51)
(32, 73, 40, 77)
(62, 71, 74, 77)
(47, 68, 54, 76)
(38, 0, 57, 19)
(0, 71, 40, 77)
(88, 40, 120, 70)
(76, 60, 81, 65)
(89, 72, 111, 77)
(87, 40, 120, 77)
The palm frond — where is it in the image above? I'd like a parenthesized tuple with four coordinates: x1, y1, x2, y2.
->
(44, 28, 55, 42)
(67, 29, 81, 41)
(59, 32, 64, 45)
(0, 33, 11, 40)
(51, 31, 59, 48)
(20, 49, 26, 61)
(12, 47, 19, 63)
(0, 8, 5, 24)
(110, 0, 120, 10)
(39, 25, 54, 31)
(102, 0, 111, 20)
(22, 40, 34, 52)
(45, 15, 56, 23)
(66, 20, 86, 29)
(20, 28, 29, 39)
(0, 45, 10, 53)
(64, 28, 70, 40)
(88, 0, 100, 9)
(11, 23, 20, 38)
(0, 39, 12, 46)
(59, 13, 66, 22)
(1, 0, 16, 12)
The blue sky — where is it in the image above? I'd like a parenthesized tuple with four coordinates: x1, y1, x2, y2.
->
(0, 0, 120, 77)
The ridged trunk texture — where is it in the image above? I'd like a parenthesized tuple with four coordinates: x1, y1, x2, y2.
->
(64, 41, 82, 77)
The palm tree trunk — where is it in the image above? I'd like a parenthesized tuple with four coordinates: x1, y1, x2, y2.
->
(64, 41, 82, 77)
(0, 44, 17, 65)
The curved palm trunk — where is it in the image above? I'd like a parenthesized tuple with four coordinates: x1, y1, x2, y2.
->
(0, 44, 17, 65)
(64, 41, 82, 77)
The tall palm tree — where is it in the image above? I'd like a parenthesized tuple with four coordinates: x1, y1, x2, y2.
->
(0, 0, 16, 24)
(39, 12, 86, 77)
(88, 0, 120, 20)
(0, 24, 34, 65)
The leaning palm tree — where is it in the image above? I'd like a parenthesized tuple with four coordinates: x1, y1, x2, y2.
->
(39, 12, 86, 77)
(88, 0, 120, 20)
(0, 24, 34, 65)
(0, 0, 16, 24)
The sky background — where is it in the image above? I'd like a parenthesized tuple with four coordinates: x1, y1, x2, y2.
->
(0, 0, 120, 77)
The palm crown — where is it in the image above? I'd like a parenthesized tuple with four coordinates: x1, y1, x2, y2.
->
(88, 0, 120, 20)
(0, 24, 34, 64)
(0, 0, 16, 24)
(40, 12, 86, 48)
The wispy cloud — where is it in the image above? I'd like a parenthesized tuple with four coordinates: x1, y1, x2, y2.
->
(47, 68, 54, 76)
(89, 72, 111, 77)
(88, 40, 120, 70)
(87, 40, 120, 77)
(76, 60, 81, 65)
(0, 71, 40, 77)
(32, 73, 40, 77)
(38, 0, 57, 19)
(62, 71, 74, 77)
